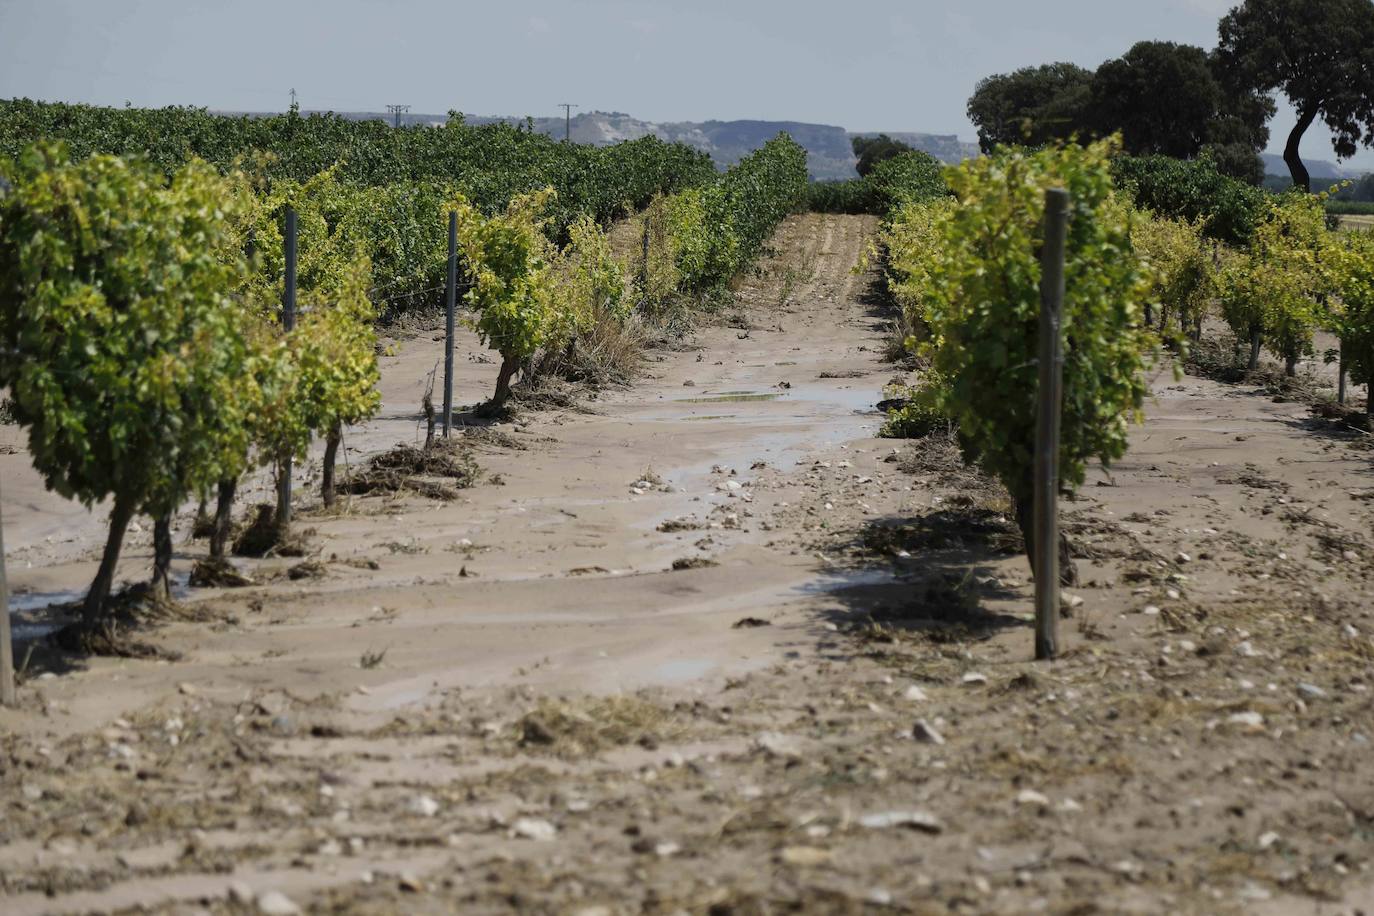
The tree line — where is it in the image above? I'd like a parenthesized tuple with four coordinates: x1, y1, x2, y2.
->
(965, 0, 1374, 192)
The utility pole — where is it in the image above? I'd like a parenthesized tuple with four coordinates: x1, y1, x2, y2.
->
(558, 103, 577, 141)
(386, 104, 411, 128)
(289, 87, 297, 109)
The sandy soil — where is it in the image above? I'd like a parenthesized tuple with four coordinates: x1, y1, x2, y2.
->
(2, 213, 1373, 915)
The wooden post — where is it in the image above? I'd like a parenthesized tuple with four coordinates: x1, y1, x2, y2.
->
(1034, 188, 1070, 662)
(277, 206, 297, 526)
(0, 477, 15, 707)
(1337, 345, 1347, 406)
(443, 211, 457, 438)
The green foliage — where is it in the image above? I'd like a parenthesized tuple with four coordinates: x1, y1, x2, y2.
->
(1111, 154, 1268, 244)
(914, 139, 1155, 513)
(666, 134, 808, 293)
(452, 187, 558, 402)
(1217, 0, 1374, 189)
(966, 63, 1095, 153)
(805, 179, 880, 214)
(1085, 41, 1272, 177)
(1130, 212, 1217, 339)
(866, 151, 949, 213)
(1217, 191, 1336, 369)
(0, 143, 252, 513)
(550, 214, 630, 345)
(1331, 230, 1374, 392)
(851, 134, 914, 177)
(879, 374, 952, 439)
(882, 197, 957, 345)
(1328, 201, 1374, 216)
(293, 258, 382, 440)
(0, 99, 718, 287)
(805, 152, 947, 217)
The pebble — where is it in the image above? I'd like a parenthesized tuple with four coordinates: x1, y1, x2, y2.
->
(407, 795, 440, 818)
(859, 810, 943, 833)
(1227, 711, 1265, 730)
(1055, 797, 1083, 815)
(961, 672, 988, 686)
(1234, 641, 1258, 658)
(1142, 605, 1161, 616)
(255, 891, 301, 915)
(754, 731, 802, 759)
(398, 872, 425, 892)
(1014, 789, 1049, 808)
(780, 845, 832, 867)
(1296, 682, 1326, 700)
(227, 882, 254, 905)
(1176, 552, 1191, 563)
(1258, 831, 1281, 850)
(511, 817, 557, 841)
(902, 685, 928, 702)
(911, 719, 945, 745)
(1166, 588, 1181, 600)
(177, 682, 198, 696)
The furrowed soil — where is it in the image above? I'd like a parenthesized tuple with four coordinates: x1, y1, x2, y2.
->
(2, 213, 1373, 915)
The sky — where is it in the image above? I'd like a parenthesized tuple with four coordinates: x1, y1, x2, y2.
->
(1, 0, 1370, 171)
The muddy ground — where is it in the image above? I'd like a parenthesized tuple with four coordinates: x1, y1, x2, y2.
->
(1, 213, 1373, 915)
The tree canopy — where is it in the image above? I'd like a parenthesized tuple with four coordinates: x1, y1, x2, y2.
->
(966, 63, 1094, 153)
(1217, 0, 1374, 191)
(850, 134, 913, 177)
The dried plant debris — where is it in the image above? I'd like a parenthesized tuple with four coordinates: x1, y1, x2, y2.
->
(338, 440, 479, 500)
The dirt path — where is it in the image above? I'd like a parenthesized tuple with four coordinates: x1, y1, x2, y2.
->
(3, 212, 1374, 914)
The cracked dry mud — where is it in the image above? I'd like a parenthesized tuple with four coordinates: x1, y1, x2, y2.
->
(1, 213, 1373, 915)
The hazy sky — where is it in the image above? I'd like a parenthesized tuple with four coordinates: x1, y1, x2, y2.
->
(1, 0, 1369, 169)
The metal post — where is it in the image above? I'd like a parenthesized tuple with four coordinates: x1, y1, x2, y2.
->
(443, 210, 457, 438)
(278, 207, 297, 526)
(0, 477, 15, 707)
(1034, 188, 1070, 662)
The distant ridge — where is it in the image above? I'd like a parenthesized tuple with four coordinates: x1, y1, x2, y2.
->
(214, 108, 979, 180)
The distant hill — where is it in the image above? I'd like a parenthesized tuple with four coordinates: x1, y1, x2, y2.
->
(221, 108, 980, 181)
(1260, 152, 1366, 180)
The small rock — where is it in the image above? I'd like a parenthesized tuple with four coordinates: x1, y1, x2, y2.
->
(511, 817, 557, 841)
(1176, 552, 1191, 563)
(407, 795, 440, 818)
(1142, 605, 1161, 616)
(911, 719, 945, 745)
(1055, 797, 1083, 815)
(1015, 789, 1050, 808)
(902, 685, 928, 702)
(780, 846, 832, 867)
(1227, 711, 1265, 731)
(858, 810, 943, 833)
(398, 872, 425, 893)
(1296, 682, 1326, 700)
(866, 888, 893, 905)
(227, 881, 254, 905)
(177, 682, 198, 696)
(654, 841, 681, 857)
(961, 672, 988, 686)
(1234, 640, 1258, 658)
(754, 731, 801, 759)
(255, 891, 301, 916)
(1258, 831, 1280, 850)
(1060, 593, 1085, 612)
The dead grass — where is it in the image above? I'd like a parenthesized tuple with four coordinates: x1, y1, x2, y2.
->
(516, 695, 681, 757)
(338, 439, 479, 501)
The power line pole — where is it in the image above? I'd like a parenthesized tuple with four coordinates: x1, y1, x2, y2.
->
(289, 87, 297, 110)
(558, 103, 577, 141)
(386, 104, 411, 129)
